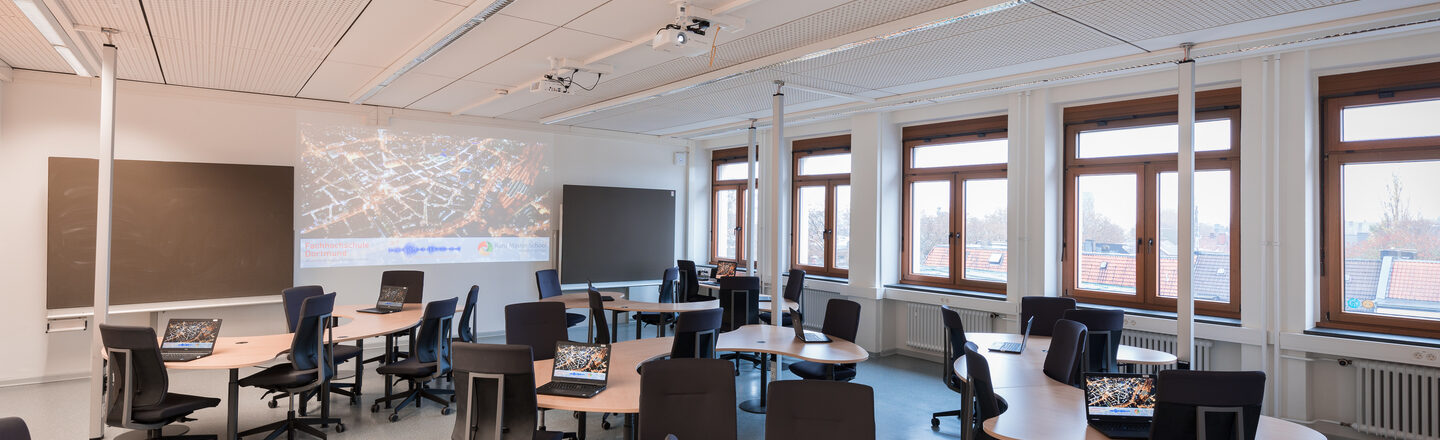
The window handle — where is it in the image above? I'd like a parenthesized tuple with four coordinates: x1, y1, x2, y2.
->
(734, 227, 742, 232)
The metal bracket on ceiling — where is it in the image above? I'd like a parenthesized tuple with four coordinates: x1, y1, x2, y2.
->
(1179, 42, 1195, 64)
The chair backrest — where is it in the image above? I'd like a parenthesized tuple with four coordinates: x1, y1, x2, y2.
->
(766, 380, 875, 440)
(0, 417, 30, 440)
(783, 269, 806, 303)
(658, 267, 679, 304)
(1152, 370, 1267, 440)
(281, 285, 325, 333)
(99, 324, 169, 427)
(717, 276, 761, 332)
(382, 270, 425, 303)
(1043, 319, 1088, 386)
(821, 299, 862, 343)
(504, 302, 570, 361)
(535, 269, 562, 299)
(965, 346, 1006, 423)
(587, 289, 611, 344)
(417, 297, 459, 375)
(1062, 309, 1125, 373)
(458, 285, 479, 343)
(670, 308, 723, 359)
(640, 359, 737, 440)
(677, 260, 701, 301)
(1020, 296, 1077, 336)
(451, 343, 542, 440)
(291, 293, 337, 383)
(940, 305, 969, 385)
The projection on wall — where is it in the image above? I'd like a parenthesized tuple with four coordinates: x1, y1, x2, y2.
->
(297, 116, 552, 268)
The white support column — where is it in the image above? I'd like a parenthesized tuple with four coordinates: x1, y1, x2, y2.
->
(746, 122, 758, 273)
(89, 42, 118, 439)
(1176, 45, 1196, 369)
(767, 82, 786, 317)
(848, 111, 898, 298)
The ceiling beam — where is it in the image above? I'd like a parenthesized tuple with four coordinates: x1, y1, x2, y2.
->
(346, 0, 514, 104)
(782, 82, 876, 102)
(0, 60, 12, 81)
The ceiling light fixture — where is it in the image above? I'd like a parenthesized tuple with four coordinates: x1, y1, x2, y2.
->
(13, 0, 95, 77)
(351, 0, 514, 105)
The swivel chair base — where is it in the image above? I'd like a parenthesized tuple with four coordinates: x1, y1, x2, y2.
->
(238, 409, 343, 440)
(369, 380, 454, 422)
(112, 425, 215, 440)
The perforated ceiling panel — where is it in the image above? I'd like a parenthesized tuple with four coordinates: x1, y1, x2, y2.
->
(1035, 0, 1358, 42)
(0, 1, 70, 73)
(145, 0, 367, 96)
(60, 0, 164, 83)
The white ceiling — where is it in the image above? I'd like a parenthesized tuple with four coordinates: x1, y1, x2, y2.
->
(1, 0, 1435, 138)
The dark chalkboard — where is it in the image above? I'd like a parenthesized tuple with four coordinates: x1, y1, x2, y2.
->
(559, 185, 676, 284)
(47, 157, 294, 309)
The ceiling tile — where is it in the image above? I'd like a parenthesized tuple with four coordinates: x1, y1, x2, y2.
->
(0, 1, 72, 73)
(297, 60, 383, 101)
(496, 0, 607, 26)
(564, 0, 688, 41)
(408, 79, 511, 113)
(462, 26, 626, 87)
(325, 0, 464, 68)
(1043, 0, 1356, 42)
(412, 13, 555, 79)
(60, 0, 164, 83)
(366, 71, 454, 107)
(463, 90, 559, 118)
(152, 37, 320, 96)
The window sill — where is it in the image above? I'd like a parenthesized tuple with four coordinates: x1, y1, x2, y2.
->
(798, 273, 848, 283)
(1073, 302, 1242, 327)
(884, 284, 1007, 301)
(1303, 327, 1440, 350)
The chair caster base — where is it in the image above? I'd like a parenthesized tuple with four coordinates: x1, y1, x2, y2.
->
(388, 413, 400, 423)
(335, 423, 346, 433)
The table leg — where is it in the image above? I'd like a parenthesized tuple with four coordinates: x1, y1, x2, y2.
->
(577, 412, 587, 440)
(635, 314, 643, 340)
(320, 380, 330, 427)
(227, 368, 238, 440)
(625, 414, 636, 440)
(384, 334, 394, 408)
(611, 311, 620, 342)
(355, 338, 364, 397)
(738, 353, 769, 414)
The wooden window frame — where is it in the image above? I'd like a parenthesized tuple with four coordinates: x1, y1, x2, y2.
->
(900, 116, 1009, 294)
(711, 147, 753, 265)
(1319, 66, 1440, 338)
(791, 135, 850, 278)
(1062, 90, 1242, 318)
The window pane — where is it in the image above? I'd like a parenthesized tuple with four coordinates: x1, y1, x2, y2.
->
(835, 185, 850, 270)
(716, 189, 738, 259)
(1342, 99, 1440, 142)
(1076, 119, 1230, 159)
(716, 162, 753, 181)
(963, 179, 1007, 283)
(1077, 174, 1137, 295)
(1341, 160, 1440, 322)
(1157, 170, 1232, 303)
(797, 186, 826, 267)
(910, 181, 951, 278)
(799, 153, 851, 175)
(912, 138, 1008, 168)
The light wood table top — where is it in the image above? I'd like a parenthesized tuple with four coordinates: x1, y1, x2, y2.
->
(166, 303, 451, 370)
(716, 324, 869, 364)
(538, 291, 627, 309)
(952, 333, 1178, 388)
(533, 337, 673, 414)
(982, 384, 1323, 440)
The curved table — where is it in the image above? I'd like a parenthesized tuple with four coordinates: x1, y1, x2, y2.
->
(717, 324, 870, 414)
(540, 292, 721, 339)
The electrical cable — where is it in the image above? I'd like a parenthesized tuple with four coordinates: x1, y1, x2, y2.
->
(708, 26, 721, 68)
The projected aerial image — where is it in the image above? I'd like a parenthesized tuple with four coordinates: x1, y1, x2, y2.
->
(298, 122, 551, 267)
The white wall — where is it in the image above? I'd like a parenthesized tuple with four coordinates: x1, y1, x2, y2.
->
(0, 71, 687, 384)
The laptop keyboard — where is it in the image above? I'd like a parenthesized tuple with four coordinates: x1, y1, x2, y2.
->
(1091, 421, 1151, 438)
(537, 382, 602, 397)
(161, 353, 198, 362)
(991, 342, 1022, 352)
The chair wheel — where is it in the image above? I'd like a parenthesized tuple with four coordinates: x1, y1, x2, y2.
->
(441, 407, 454, 416)
(335, 423, 346, 433)
(388, 413, 400, 423)
(350, 396, 359, 406)
(573, 412, 583, 420)
(371, 404, 380, 413)
(931, 417, 940, 427)
(601, 421, 611, 430)
(450, 394, 456, 402)
(267, 400, 277, 408)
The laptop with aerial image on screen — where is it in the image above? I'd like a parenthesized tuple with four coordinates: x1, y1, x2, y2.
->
(357, 285, 407, 314)
(536, 341, 611, 398)
(1083, 372, 1157, 439)
(160, 318, 223, 362)
(715, 261, 737, 278)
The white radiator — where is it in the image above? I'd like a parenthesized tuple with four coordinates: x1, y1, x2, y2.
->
(904, 303, 994, 353)
(1118, 330, 1212, 374)
(1353, 359, 1440, 439)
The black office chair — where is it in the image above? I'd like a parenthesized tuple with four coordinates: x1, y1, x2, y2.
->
(965, 346, 1008, 440)
(100, 324, 221, 440)
(677, 260, 706, 302)
(373, 297, 459, 421)
(765, 380, 875, 440)
(536, 269, 587, 328)
(634, 267, 679, 338)
(670, 308, 723, 359)
(266, 285, 363, 412)
(1152, 370, 1267, 440)
(1062, 309, 1125, 373)
(1043, 319, 1088, 387)
(238, 293, 345, 438)
(451, 343, 568, 440)
(503, 301, 572, 431)
(716, 276, 762, 372)
(0, 417, 28, 440)
(760, 269, 805, 326)
(639, 359, 737, 440)
(458, 285, 480, 344)
(931, 305, 979, 428)
(587, 289, 612, 345)
(1019, 296, 1077, 336)
(788, 299, 862, 382)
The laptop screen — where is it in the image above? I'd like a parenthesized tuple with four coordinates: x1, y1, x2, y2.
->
(552, 341, 610, 384)
(1084, 374, 1157, 418)
(378, 285, 407, 309)
(715, 261, 736, 278)
(161, 319, 222, 350)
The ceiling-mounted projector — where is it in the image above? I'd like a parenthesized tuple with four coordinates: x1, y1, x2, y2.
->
(651, 2, 744, 57)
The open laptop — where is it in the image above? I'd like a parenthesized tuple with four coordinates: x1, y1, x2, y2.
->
(989, 316, 1034, 353)
(790, 308, 831, 343)
(160, 318, 223, 362)
(357, 285, 408, 314)
(536, 341, 611, 398)
(1083, 372, 1157, 439)
(715, 260, 737, 278)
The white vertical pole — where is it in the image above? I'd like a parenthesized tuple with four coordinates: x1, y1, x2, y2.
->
(1176, 44, 1196, 369)
(769, 82, 785, 321)
(90, 42, 118, 439)
(746, 121, 757, 273)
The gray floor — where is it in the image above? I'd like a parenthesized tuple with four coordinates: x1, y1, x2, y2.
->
(0, 322, 1359, 440)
